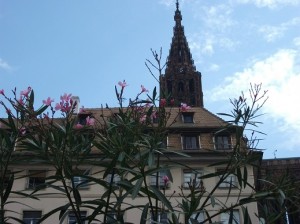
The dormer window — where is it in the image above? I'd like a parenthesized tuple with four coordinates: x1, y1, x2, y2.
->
(182, 112, 194, 123)
(78, 113, 92, 125)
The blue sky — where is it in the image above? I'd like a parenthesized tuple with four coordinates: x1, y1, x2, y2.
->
(1, 0, 300, 159)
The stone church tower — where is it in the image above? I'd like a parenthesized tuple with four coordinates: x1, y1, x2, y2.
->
(160, 0, 204, 107)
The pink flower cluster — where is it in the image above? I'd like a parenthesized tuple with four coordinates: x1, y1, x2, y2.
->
(159, 98, 175, 107)
(180, 103, 191, 112)
(0, 89, 4, 95)
(75, 116, 95, 129)
(55, 93, 73, 112)
(118, 80, 128, 88)
(43, 97, 54, 106)
(16, 86, 32, 105)
(141, 85, 148, 93)
(20, 87, 32, 98)
(162, 175, 170, 185)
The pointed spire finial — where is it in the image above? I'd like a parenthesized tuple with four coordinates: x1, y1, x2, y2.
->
(176, 0, 179, 10)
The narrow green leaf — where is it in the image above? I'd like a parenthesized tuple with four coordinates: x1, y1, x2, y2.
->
(210, 195, 215, 207)
(132, 178, 143, 199)
(72, 187, 82, 205)
(140, 203, 149, 224)
(236, 168, 242, 187)
(3, 173, 14, 203)
(35, 105, 48, 116)
(149, 186, 173, 212)
(243, 166, 248, 188)
(152, 86, 157, 102)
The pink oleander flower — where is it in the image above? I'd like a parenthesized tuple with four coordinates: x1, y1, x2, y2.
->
(75, 123, 84, 129)
(180, 103, 191, 112)
(55, 103, 62, 111)
(141, 85, 148, 93)
(60, 93, 72, 102)
(20, 86, 32, 98)
(61, 102, 72, 112)
(170, 98, 175, 106)
(19, 127, 27, 136)
(150, 111, 157, 120)
(0, 89, 4, 95)
(118, 80, 128, 88)
(86, 116, 95, 126)
(43, 97, 54, 106)
(43, 112, 50, 120)
(79, 106, 85, 113)
(17, 97, 24, 105)
(139, 114, 147, 123)
(160, 98, 166, 107)
(162, 175, 170, 185)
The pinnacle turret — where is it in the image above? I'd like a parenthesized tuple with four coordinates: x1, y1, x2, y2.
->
(160, 1, 204, 107)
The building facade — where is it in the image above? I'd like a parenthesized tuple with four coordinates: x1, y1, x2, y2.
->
(2, 1, 262, 224)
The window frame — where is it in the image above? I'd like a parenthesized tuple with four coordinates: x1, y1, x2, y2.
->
(23, 210, 42, 224)
(27, 170, 46, 190)
(181, 112, 194, 123)
(217, 169, 238, 189)
(220, 209, 240, 224)
(150, 170, 170, 189)
(68, 211, 87, 224)
(106, 173, 121, 186)
(150, 212, 169, 224)
(106, 212, 117, 223)
(183, 169, 204, 189)
(182, 134, 200, 150)
(72, 169, 90, 189)
(189, 211, 205, 224)
(214, 134, 232, 150)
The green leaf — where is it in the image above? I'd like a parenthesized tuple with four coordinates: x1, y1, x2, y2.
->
(37, 204, 69, 223)
(210, 195, 216, 207)
(3, 173, 14, 203)
(152, 86, 157, 102)
(243, 166, 248, 188)
(149, 186, 173, 212)
(72, 187, 82, 205)
(140, 203, 149, 224)
(35, 105, 48, 116)
(236, 167, 242, 187)
(29, 89, 35, 109)
(132, 178, 143, 199)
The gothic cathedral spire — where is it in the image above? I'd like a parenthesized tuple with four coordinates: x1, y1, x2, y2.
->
(160, 0, 204, 107)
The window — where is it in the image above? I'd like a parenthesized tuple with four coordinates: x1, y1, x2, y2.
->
(189, 212, 205, 224)
(167, 80, 172, 94)
(0, 170, 11, 189)
(150, 170, 169, 188)
(182, 113, 194, 123)
(107, 173, 121, 185)
(182, 135, 199, 150)
(106, 212, 117, 223)
(23, 211, 42, 224)
(214, 135, 231, 150)
(220, 210, 240, 224)
(183, 170, 203, 189)
(72, 170, 89, 189)
(27, 170, 46, 189)
(218, 170, 237, 188)
(151, 212, 168, 224)
(189, 79, 195, 93)
(68, 211, 87, 224)
(77, 112, 94, 125)
(178, 82, 184, 92)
